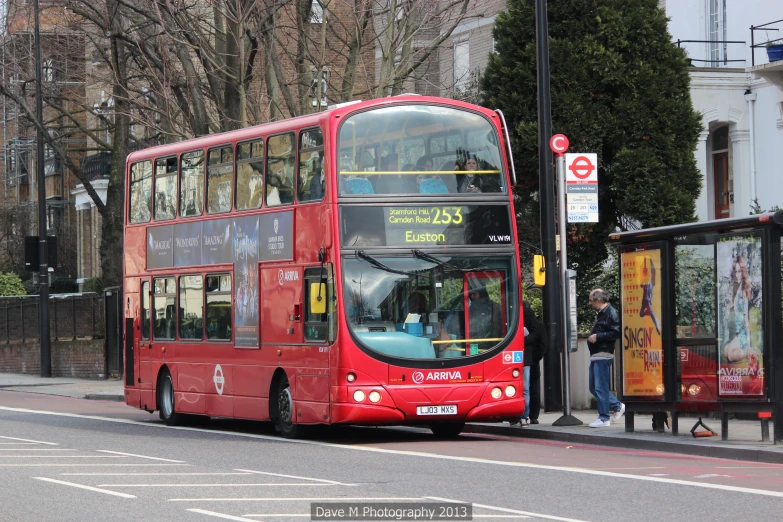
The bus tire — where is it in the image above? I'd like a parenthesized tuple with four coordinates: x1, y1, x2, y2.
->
(430, 421, 465, 438)
(276, 377, 302, 439)
(158, 369, 184, 427)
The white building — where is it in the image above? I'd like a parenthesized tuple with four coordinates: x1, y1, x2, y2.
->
(663, 0, 783, 219)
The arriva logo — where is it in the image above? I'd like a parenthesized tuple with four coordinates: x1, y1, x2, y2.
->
(278, 269, 300, 286)
(412, 370, 463, 384)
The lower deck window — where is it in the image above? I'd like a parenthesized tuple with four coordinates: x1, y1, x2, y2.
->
(206, 274, 232, 340)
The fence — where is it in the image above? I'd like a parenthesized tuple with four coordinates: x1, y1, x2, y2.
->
(0, 293, 104, 342)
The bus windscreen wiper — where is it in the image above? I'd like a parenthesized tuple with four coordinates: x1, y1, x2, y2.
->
(412, 250, 465, 272)
(413, 250, 492, 273)
(357, 251, 418, 277)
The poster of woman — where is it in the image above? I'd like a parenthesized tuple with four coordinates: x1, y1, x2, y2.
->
(716, 235, 764, 396)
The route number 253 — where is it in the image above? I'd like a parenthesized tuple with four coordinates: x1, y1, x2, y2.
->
(432, 207, 463, 225)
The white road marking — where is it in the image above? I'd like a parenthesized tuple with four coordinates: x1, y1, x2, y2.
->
(96, 450, 185, 462)
(235, 468, 346, 485)
(187, 509, 259, 521)
(0, 463, 188, 467)
(62, 472, 252, 476)
(33, 477, 136, 498)
(0, 448, 76, 451)
(6, 405, 783, 499)
(0, 435, 57, 445)
(0, 455, 125, 458)
(428, 497, 582, 522)
(102, 482, 333, 487)
(170, 497, 424, 502)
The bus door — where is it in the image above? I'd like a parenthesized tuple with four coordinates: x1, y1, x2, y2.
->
(464, 271, 508, 355)
(260, 266, 304, 345)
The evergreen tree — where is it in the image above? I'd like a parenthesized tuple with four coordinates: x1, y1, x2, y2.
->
(482, 0, 702, 271)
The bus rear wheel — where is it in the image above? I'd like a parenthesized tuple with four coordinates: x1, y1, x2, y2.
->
(430, 421, 465, 438)
(276, 378, 302, 439)
(158, 370, 184, 426)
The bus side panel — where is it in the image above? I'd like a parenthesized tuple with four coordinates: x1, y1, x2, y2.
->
(205, 363, 233, 418)
(176, 361, 206, 415)
(124, 227, 146, 276)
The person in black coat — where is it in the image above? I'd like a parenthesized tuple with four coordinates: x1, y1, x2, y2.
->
(512, 300, 547, 426)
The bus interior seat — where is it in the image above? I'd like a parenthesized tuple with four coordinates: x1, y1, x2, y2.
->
(419, 178, 449, 194)
(344, 177, 375, 194)
(355, 331, 436, 359)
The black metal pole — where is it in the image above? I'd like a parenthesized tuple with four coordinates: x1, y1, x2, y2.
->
(535, 0, 563, 411)
(34, 0, 51, 377)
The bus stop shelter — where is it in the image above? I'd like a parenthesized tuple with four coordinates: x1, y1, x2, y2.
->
(609, 211, 783, 443)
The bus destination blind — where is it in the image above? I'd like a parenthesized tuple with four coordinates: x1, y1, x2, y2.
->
(340, 205, 512, 248)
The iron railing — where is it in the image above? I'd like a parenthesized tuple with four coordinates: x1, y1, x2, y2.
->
(676, 39, 746, 67)
(0, 293, 104, 342)
(751, 18, 783, 66)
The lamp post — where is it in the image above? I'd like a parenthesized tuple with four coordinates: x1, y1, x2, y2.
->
(34, 0, 51, 377)
(535, 0, 562, 411)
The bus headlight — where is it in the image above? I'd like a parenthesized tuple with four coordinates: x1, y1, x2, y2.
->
(688, 384, 701, 396)
(505, 386, 516, 398)
(346, 373, 356, 383)
(491, 387, 503, 399)
(353, 390, 366, 402)
(369, 391, 382, 403)
(512, 369, 520, 378)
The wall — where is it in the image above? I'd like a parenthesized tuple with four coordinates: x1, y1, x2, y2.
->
(0, 339, 106, 379)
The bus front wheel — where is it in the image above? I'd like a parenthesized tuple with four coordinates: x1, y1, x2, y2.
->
(158, 370, 184, 427)
(430, 421, 465, 438)
(276, 378, 302, 439)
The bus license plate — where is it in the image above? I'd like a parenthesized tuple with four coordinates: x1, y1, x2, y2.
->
(417, 405, 457, 416)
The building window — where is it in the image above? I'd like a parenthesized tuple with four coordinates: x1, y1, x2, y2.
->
(454, 41, 470, 91)
(708, 0, 727, 66)
(311, 70, 328, 107)
(310, 0, 323, 23)
(42, 58, 54, 82)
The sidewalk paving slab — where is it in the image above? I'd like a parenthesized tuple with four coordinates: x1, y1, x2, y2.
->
(0, 372, 124, 401)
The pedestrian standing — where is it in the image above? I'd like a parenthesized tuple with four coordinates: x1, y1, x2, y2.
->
(586, 288, 625, 427)
(511, 300, 547, 427)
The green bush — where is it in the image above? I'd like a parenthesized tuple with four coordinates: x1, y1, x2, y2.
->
(0, 272, 26, 296)
(82, 277, 104, 293)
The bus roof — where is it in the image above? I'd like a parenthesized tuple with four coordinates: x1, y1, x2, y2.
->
(126, 96, 497, 164)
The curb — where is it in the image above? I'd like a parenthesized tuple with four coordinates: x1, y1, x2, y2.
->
(464, 423, 783, 464)
(83, 394, 124, 402)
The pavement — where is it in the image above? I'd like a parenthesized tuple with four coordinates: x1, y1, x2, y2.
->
(1, 371, 781, 463)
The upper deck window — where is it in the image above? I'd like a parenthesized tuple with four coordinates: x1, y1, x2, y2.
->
(236, 140, 264, 211)
(180, 150, 204, 217)
(154, 157, 177, 221)
(337, 105, 505, 196)
(129, 160, 152, 224)
(298, 128, 325, 202)
(267, 133, 295, 207)
(207, 146, 233, 214)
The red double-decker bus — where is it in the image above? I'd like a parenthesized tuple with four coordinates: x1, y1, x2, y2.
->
(123, 96, 525, 438)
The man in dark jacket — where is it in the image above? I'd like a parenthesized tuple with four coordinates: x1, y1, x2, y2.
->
(587, 288, 624, 427)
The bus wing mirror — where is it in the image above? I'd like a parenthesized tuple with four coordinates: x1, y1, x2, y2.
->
(310, 283, 327, 314)
(533, 255, 546, 286)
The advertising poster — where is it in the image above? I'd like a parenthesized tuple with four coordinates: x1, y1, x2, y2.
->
(717, 235, 764, 396)
(621, 248, 664, 397)
(233, 216, 259, 347)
